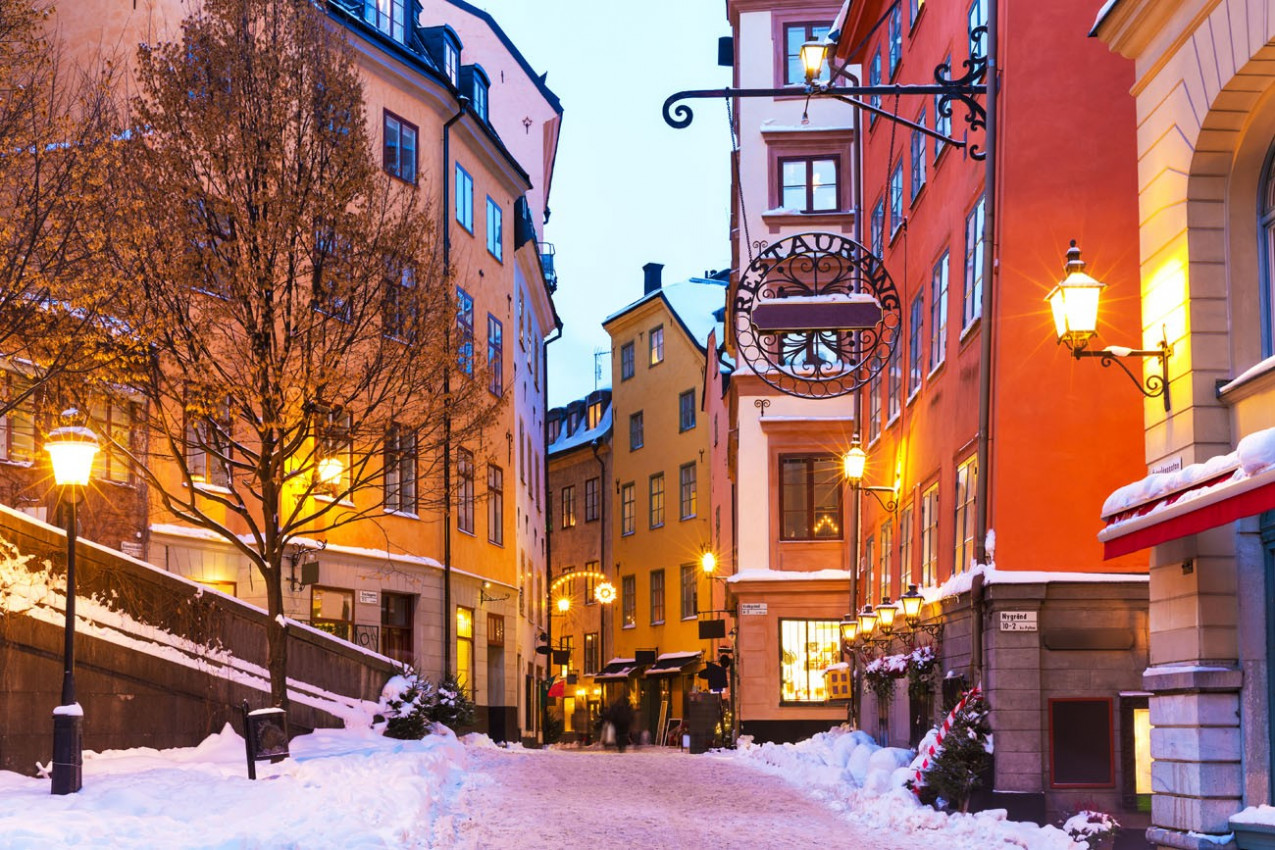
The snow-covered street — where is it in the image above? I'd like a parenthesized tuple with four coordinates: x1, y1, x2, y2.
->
(432, 744, 931, 850)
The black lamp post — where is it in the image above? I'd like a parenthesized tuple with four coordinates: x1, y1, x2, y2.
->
(46, 413, 98, 796)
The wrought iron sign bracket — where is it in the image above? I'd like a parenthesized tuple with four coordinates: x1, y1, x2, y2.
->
(663, 28, 989, 159)
(858, 485, 898, 514)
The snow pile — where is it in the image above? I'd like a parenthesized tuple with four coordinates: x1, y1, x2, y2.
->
(725, 726, 1082, 849)
(0, 724, 467, 848)
(1062, 810, 1119, 847)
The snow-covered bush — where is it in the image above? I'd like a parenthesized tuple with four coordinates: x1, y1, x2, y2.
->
(381, 671, 435, 740)
(863, 653, 907, 707)
(430, 674, 475, 730)
(1063, 809, 1119, 849)
(906, 644, 939, 700)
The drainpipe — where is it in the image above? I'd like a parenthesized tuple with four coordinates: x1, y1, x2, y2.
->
(591, 438, 608, 666)
(542, 322, 562, 746)
(441, 96, 467, 680)
(971, 0, 1000, 687)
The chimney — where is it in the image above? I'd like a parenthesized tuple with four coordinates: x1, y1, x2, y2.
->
(643, 262, 664, 295)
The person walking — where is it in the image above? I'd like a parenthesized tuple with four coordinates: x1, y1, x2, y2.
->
(608, 697, 634, 753)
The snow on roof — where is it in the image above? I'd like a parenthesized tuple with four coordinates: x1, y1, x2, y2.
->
(656, 651, 702, 661)
(604, 276, 728, 353)
(1089, 0, 1123, 35)
(1101, 425, 1275, 519)
(549, 403, 612, 456)
(727, 568, 853, 583)
(932, 563, 1147, 600)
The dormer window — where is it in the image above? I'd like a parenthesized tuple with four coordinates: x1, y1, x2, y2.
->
(472, 74, 489, 121)
(365, 0, 407, 44)
(443, 33, 460, 87)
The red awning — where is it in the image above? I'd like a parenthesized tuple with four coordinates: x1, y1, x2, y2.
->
(1099, 466, 1275, 559)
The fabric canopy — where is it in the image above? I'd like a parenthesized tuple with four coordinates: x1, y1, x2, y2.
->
(643, 651, 703, 678)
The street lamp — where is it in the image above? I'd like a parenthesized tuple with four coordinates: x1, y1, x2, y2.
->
(700, 548, 717, 576)
(1045, 240, 1173, 410)
(875, 597, 898, 637)
(45, 413, 98, 796)
(857, 603, 878, 639)
(900, 584, 924, 628)
(556, 596, 571, 614)
(800, 40, 828, 85)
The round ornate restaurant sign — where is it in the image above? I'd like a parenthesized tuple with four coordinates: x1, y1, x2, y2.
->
(735, 232, 901, 399)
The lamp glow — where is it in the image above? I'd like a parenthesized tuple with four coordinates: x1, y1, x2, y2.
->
(1045, 240, 1105, 349)
(701, 549, 717, 575)
(317, 455, 344, 488)
(857, 604, 877, 637)
(843, 444, 867, 483)
(556, 597, 570, 613)
(900, 584, 924, 626)
(839, 613, 859, 645)
(876, 597, 897, 636)
(46, 422, 99, 488)
(800, 40, 828, 83)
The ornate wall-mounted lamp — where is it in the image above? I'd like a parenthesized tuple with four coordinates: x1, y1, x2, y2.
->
(1046, 241, 1172, 411)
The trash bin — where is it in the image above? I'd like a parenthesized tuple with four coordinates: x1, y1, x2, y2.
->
(686, 691, 721, 754)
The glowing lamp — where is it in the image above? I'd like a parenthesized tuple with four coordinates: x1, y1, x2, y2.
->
(800, 40, 827, 83)
(876, 597, 897, 636)
(556, 597, 570, 614)
(594, 582, 616, 604)
(900, 584, 924, 627)
(857, 604, 877, 637)
(317, 455, 344, 488)
(1045, 240, 1105, 351)
(839, 613, 859, 645)
(46, 421, 98, 488)
(701, 549, 717, 575)
(843, 444, 866, 483)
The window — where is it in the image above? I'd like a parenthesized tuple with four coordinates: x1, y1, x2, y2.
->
(650, 569, 665, 624)
(456, 606, 475, 699)
(442, 34, 460, 86)
(1049, 699, 1114, 787)
(622, 574, 636, 627)
(679, 389, 696, 431)
(1260, 142, 1275, 356)
(920, 484, 939, 585)
(457, 447, 474, 534)
(384, 424, 417, 513)
(680, 564, 697, 619)
(487, 315, 503, 396)
(87, 399, 136, 485)
(381, 593, 414, 665)
(888, 4, 902, 77)
(311, 586, 353, 640)
(679, 463, 697, 520)
(621, 482, 635, 536)
(934, 78, 952, 161)
(585, 477, 600, 522)
(364, 0, 406, 43)
(910, 0, 924, 30)
(620, 342, 635, 380)
(1121, 697, 1152, 808)
(870, 197, 885, 257)
(889, 161, 904, 236)
(315, 405, 351, 493)
(888, 340, 902, 422)
(382, 111, 417, 184)
(454, 163, 473, 232)
(649, 473, 665, 529)
(868, 50, 882, 122)
(908, 293, 924, 395)
(780, 619, 841, 702)
(954, 455, 978, 573)
(783, 22, 830, 85)
(0, 374, 35, 463)
(963, 196, 986, 328)
(780, 156, 839, 213)
(863, 536, 875, 605)
(911, 111, 927, 200)
(649, 325, 664, 365)
(930, 252, 949, 371)
(868, 370, 882, 442)
(585, 561, 599, 605)
(899, 505, 914, 588)
(968, 0, 988, 58)
(472, 75, 489, 122)
(881, 520, 893, 600)
(187, 406, 231, 489)
(486, 196, 503, 260)
(456, 287, 474, 375)
(584, 632, 599, 675)
(587, 400, 603, 428)
(488, 465, 503, 545)
(629, 411, 644, 450)
(561, 485, 576, 529)
(383, 262, 416, 341)
(780, 455, 842, 540)
(518, 420, 525, 483)
(487, 612, 504, 647)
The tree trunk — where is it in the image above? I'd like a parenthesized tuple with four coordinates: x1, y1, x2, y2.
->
(264, 563, 289, 709)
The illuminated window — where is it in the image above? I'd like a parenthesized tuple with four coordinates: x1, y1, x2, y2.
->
(584, 632, 599, 675)
(456, 606, 475, 698)
(920, 484, 939, 585)
(649, 325, 664, 365)
(780, 455, 842, 540)
(679, 463, 697, 519)
(622, 574, 636, 627)
(899, 505, 914, 588)
(561, 485, 576, 529)
(779, 619, 841, 702)
(954, 455, 978, 573)
(650, 569, 665, 624)
(881, 519, 893, 600)
(0, 373, 34, 463)
(311, 586, 353, 640)
(780, 156, 839, 213)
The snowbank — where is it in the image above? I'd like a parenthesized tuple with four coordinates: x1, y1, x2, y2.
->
(723, 726, 1082, 850)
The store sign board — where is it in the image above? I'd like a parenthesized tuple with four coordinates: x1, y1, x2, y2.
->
(359, 590, 379, 605)
(1000, 611, 1037, 632)
(739, 602, 768, 616)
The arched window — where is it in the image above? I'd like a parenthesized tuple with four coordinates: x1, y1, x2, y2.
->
(1258, 142, 1275, 356)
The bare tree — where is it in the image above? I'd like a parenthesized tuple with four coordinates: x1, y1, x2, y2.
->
(102, 0, 502, 707)
(0, 0, 123, 417)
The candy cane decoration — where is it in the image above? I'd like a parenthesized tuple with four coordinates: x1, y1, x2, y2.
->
(911, 684, 982, 795)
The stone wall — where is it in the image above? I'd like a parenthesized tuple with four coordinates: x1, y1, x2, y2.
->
(0, 508, 397, 775)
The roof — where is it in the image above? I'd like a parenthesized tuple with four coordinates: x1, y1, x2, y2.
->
(1089, 0, 1124, 37)
(603, 275, 728, 355)
(444, 0, 564, 114)
(548, 391, 613, 457)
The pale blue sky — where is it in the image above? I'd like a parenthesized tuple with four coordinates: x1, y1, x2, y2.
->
(470, 2, 732, 407)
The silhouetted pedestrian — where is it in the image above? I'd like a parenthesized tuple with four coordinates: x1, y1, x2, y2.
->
(608, 698, 634, 753)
